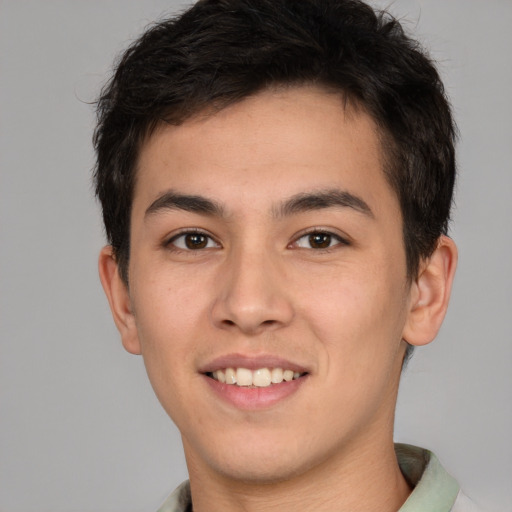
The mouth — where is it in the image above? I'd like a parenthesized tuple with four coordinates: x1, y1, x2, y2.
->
(207, 367, 307, 388)
(201, 356, 309, 409)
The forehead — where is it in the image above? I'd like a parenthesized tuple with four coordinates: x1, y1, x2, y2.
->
(133, 86, 397, 220)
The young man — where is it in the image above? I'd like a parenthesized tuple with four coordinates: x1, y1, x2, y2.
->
(94, 1, 474, 510)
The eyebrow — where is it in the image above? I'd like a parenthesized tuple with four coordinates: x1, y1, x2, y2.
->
(144, 188, 373, 220)
(145, 190, 225, 218)
(275, 189, 374, 218)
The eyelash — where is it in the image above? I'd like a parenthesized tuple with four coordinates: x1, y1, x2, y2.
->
(290, 229, 350, 251)
(165, 229, 220, 252)
(164, 228, 350, 252)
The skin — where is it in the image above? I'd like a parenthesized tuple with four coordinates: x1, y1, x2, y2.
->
(99, 86, 457, 512)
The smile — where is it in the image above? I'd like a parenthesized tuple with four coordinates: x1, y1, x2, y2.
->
(208, 367, 305, 387)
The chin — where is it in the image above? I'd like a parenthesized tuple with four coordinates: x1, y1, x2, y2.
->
(211, 455, 311, 485)
(187, 430, 333, 485)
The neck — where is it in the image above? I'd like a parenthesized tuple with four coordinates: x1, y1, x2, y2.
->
(185, 434, 412, 512)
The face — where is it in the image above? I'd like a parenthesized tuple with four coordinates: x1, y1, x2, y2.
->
(121, 87, 414, 483)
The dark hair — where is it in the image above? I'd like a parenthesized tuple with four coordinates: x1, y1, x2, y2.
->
(93, 0, 456, 286)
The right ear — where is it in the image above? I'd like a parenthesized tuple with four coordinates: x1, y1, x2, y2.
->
(98, 246, 142, 355)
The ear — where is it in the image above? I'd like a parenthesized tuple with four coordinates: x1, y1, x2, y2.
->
(98, 246, 142, 355)
(402, 235, 458, 346)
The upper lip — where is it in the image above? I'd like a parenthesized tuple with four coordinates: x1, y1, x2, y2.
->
(199, 353, 310, 374)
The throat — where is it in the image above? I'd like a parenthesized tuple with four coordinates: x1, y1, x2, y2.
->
(185, 440, 412, 512)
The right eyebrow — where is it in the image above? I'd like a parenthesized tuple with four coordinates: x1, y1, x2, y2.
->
(275, 188, 374, 219)
(144, 190, 225, 219)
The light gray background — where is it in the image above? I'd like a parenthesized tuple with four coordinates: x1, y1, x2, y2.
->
(1, 1, 510, 511)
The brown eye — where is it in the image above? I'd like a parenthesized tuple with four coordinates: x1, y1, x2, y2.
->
(293, 231, 347, 250)
(308, 233, 332, 249)
(184, 233, 208, 249)
(169, 231, 219, 251)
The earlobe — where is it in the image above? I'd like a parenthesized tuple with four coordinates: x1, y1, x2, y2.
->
(402, 235, 458, 347)
(98, 246, 142, 355)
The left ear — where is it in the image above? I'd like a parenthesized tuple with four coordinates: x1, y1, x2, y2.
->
(98, 246, 142, 355)
(402, 235, 458, 346)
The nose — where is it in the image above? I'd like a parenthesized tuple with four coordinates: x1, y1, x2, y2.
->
(211, 247, 294, 335)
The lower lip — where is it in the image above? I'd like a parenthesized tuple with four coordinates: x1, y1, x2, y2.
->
(203, 375, 307, 410)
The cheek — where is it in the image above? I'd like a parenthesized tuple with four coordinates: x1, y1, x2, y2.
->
(129, 270, 210, 385)
(300, 269, 408, 418)
(132, 262, 211, 336)
(129, 291, 207, 426)
(296, 262, 408, 368)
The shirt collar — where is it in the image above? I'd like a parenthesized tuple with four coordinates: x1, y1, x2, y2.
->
(396, 443, 460, 512)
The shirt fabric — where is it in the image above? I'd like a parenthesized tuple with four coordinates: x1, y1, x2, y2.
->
(156, 444, 478, 512)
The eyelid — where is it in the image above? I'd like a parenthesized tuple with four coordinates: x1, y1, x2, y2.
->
(165, 228, 221, 250)
(289, 227, 351, 250)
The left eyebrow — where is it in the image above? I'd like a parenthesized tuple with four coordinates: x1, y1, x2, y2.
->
(144, 190, 225, 219)
(274, 189, 374, 219)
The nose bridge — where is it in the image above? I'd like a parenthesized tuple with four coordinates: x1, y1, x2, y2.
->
(211, 240, 293, 333)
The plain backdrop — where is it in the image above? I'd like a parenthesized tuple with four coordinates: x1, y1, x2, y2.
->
(1, 1, 511, 511)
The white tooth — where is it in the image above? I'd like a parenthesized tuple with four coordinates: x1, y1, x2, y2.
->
(293, 372, 301, 379)
(236, 368, 253, 386)
(271, 368, 284, 384)
(216, 369, 226, 383)
(253, 368, 272, 387)
(225, 368, 236, 384)
(283, 369, 294, 382)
